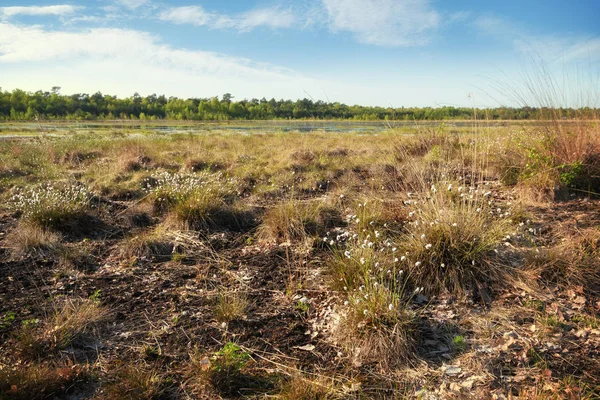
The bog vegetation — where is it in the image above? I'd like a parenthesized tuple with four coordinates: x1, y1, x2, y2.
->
(0, 112, 599, 398)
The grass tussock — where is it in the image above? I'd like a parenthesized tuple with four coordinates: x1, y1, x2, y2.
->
(144, 169, 249, 230)
(0, 363, 88, 400)
(258, 198, 338, 243)
(496, 119, 600, 199)
(277, 374, 339, 399)
(7, 222, 62, 258)
(400, 187, 510, 296)
(191, 342, 274, 397)
(326, 212, 417, 369)
(525, 228, 600, 294)
(102, 364, 165, 400)
(17, 299, 107, 359)
(10, 181, 93, 233)
(213, 292, 248, 323)
(118, 226, 174, 261)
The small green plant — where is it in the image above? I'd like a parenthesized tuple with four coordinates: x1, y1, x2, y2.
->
(141, 345, 161, 360)
(89, 290, 102, 303)
(0, 311, 16, 329)
(212, 342, 250, 374)
(294, 301, 310, 314)
(171, 252, 186, 263)
(452, 335, 466, 352)
(524, 299, 545, 312)
(202, 342, 255, 396)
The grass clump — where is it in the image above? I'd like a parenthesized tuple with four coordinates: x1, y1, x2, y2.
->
(10, 181, 93, 232)
(145, 169, 242, 230)
(7, 222, 62, 258)
(0, 363, 88, 400)
(16, 298, 107, 359)
(277, 375, 339, 399)
(400, 185, 510, 296)
(525, 228, 600, 295)
(213, 292, 248, 323)
(103, 365, 165, 400)
(326, 208, 417, 368)
(196, 342, 267, 396)
(496, 120, 600, 198)
(258, 198, 329, 243)
(119, 226, 174, 261)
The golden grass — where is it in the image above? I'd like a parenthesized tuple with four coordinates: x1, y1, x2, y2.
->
(7, 221, 62, 258)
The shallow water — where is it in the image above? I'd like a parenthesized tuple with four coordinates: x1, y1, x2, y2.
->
(0, 120, 508, 135)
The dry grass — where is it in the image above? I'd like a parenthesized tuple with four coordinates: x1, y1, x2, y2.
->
(7, 221, 62, 258)
(0, 363, 88, 400)
(213, 291, 248, 323)
(2, 123, 600, 398)
(524, 227, 600, 295)
(102, 364, 165, 400)
(258, 198, 326, 243)
(118, 226, 175, 261)
(277, 374, 339, 399)
(17, 298, 108, 358)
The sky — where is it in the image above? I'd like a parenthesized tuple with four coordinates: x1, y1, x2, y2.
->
(0, 0, 599, 107)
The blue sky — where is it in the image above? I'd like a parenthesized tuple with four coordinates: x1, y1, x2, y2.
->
(0, 0, 598, 107)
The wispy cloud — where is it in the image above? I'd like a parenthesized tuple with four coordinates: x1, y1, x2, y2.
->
(473, 15, 600, 63)
(114, 0, 150, 10)
(0, 22, 322, 99)
(0, 5, 81, 18)
(158, 6, 211, 26)
(159, 5, 295, 31)
(321, 0, 440, 46)
(158, 0, 444, 46)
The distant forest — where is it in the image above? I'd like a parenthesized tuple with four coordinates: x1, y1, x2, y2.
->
(0, 88, 596, 121)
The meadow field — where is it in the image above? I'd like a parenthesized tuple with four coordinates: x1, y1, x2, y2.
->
(0, 120, 599, 399)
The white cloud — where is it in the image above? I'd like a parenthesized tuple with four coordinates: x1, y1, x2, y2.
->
(233, 8, 295, 31)
(158, 6, 211, 26)
(0, 22, 323, 100)
(159, 5, 294, 31)
(474, 15, 600, 63)
(321, 0, 440, 46)
(114, 0, 150, 10)
(0, 5, 80, 18)
(158, 1, 445, 46)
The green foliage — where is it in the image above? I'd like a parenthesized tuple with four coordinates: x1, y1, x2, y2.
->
(294, 301, 310, 314)
(0, 88, 592, 121)
(0, 311, 16, 329)
(89, 290, 102, 303)
(212, 342, 250, 374)
(559, 161, 584, 186)
(452, 335, 466, 352)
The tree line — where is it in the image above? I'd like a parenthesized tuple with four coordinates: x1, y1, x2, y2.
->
(0, 88, 595, 121)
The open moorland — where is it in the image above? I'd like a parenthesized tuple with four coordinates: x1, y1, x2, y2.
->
(1, 119, 599, 399)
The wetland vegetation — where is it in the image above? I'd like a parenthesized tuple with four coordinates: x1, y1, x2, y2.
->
(0, 116, 599, 399)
